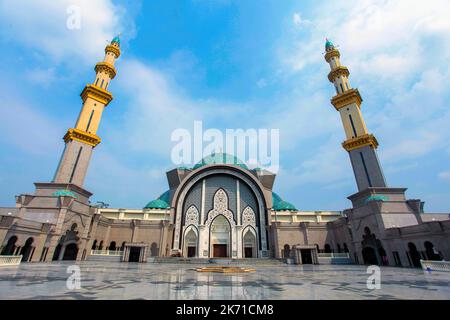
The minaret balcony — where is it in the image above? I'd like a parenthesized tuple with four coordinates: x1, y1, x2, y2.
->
(324, 49, 340, 63)
(63, 128, 101, 147)
(80, 84, 113, 106)
(105, 44, 121, 58)
(328, 66, 349, 82)
(95, 61, 117, 79)
(342, 133, 379, 152)
(330, 88, 362, 111)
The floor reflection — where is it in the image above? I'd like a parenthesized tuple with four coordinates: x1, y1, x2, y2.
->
(0, 261, 449, 300)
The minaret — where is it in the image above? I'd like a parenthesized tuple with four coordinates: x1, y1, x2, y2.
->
(53, 36, 121, 187)
(324, 39, 386, 191)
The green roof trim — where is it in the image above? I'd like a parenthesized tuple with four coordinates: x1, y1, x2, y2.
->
(272, 192, 297, 211)
(192, 152, 248, 170)
(52, 190, 77, 198)
(364, 195, 389, 204)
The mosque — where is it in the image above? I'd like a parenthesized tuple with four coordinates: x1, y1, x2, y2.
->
(0, 37, 448, 267)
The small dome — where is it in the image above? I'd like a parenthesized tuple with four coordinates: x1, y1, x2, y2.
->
(144, 199, 169, 209)
(111, 35, 121, 46)
(272, 192, 297, 211)
(144, 190, 170, 209)
(325, 38, 334, 51)
(52, 190, 77, 198)
(192, 152, 248, 170)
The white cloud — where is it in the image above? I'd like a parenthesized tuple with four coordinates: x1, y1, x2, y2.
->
(438, 171, 450, 182)
(0, 92, 63, 155)
(0, 0, 134, 64)
(27, 68, 57, 87)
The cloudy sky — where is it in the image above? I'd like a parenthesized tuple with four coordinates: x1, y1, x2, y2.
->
(0, 0, 449, 212)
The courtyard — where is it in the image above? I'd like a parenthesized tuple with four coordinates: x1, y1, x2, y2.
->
(0, 261, 448, 300)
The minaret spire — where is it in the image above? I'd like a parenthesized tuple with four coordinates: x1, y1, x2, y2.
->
(53, 35, 121, 186)
(324, 39, 387, 191)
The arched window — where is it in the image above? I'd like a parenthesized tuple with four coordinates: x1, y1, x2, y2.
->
(408, 242, 421, 268)
(1, 235, 18, 255)
(98, 241, 104, 250)
(109, 241, 116, 251)
(424, 241, 441, 261)
(91, 240, 97, 250)
(20, 237, 34, 262)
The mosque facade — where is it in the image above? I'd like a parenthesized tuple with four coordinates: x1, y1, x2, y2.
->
(0, 37, 449, 267)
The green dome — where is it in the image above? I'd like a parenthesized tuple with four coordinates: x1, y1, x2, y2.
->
(111, 35, 120, 45)
(272, 192, 297, 211)
(192, 153, 248, 170)
(144, 190, 170, 209)
(144, 199, 169, 209)
(52, 190, 77, 198)
(158, 190, 170, 204)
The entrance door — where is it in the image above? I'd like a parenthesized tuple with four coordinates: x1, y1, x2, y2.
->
(213, 244, 227, 257)
(301, 249, 313, 264)
(210, 215, 230, 258)
(129, 247, 141, 262)
(244, 247, 253, 258)
(187, 246, 196, 257)
(63, 243, 78, 261)
(362, 247, 378, 265)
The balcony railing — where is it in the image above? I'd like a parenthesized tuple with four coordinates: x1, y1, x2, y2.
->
(90, 250, 123, 256)
(0, 255, 22, 266)
(317, 252, 350, 258)
(420, 260, 450, 272)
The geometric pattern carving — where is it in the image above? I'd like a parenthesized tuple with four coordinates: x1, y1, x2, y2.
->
(242, 206, 256, 227)
(205, 188, 235, 227)
(185, 205, 199, 226)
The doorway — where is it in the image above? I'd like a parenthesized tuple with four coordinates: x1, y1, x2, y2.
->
(301, 249, 313, 264)
(243, 228, 257, 258)
(213, 244, 228, 257)
(129, 247, 141, 262)
(210, 215, 230, 258)
(408, 242, 421, 268)
(63, 243, 78, 261)
(362, 246, 378, 265)
(184, 228, 198, 258)
(187, 246, 196, 257)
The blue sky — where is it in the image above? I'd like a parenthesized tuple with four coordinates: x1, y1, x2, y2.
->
(0, 0, 449, 212)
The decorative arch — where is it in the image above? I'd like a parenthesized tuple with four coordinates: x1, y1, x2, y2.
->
(185, 205, 199, 226)
(242, 206, 256, 227)
(205, 189, 236, 227)
(242, 225, 257, 258)
(183, 224, 199, 258)
(171, 166, 269, 254)
(209, 214, 231, 258)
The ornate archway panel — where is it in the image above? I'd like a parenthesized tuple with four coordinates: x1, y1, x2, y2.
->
(173, 167, 269, 258)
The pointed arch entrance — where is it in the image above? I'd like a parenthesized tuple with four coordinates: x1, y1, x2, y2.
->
(210, 215, 231, 258)
(184, 226, 198, 258)
(243, 227, 257, 258)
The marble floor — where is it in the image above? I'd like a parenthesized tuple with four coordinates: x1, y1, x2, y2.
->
(0, 261, 449, 300)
